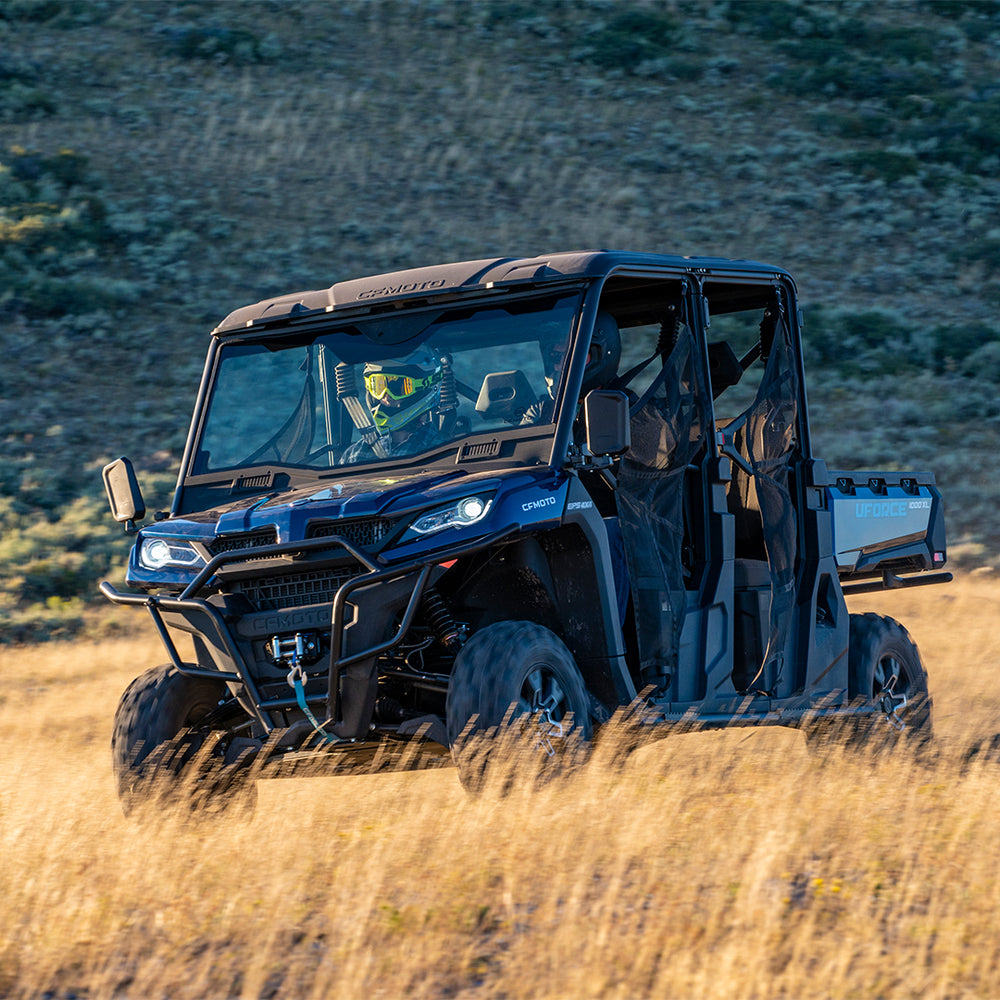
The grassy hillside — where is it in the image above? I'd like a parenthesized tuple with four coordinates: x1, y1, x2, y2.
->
(1, 0, 998, 636)
(2, 577, 1000, 998)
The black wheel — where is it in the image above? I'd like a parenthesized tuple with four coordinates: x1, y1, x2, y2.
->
(112, 664, 258, 817)
(446, 621, 592, 791)
(807, 613, 932, 754)
(849, 612, 933, 747)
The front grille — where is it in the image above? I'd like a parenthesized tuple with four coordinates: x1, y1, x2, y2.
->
(210, 519, 389, 611)
(209, 530, 278, 556)
(238, 567, 360, 610)
(209, 518, 390, 559)
(308, 518, 392, 548)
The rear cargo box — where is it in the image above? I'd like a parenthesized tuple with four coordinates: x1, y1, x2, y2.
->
(827, 471, 947, 577)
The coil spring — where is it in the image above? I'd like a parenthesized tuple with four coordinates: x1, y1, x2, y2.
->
(422, 588, 461, 650)
(438, 355, 457, 412)
(655, 304, 679, 358)
(335, 363, 358, 399)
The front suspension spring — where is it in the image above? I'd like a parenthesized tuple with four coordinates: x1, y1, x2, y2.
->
(422, 588, 463, 650)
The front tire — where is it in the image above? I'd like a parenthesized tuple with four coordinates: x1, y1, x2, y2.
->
(446, 621, 592, 791)
(112, 664, 257, 817)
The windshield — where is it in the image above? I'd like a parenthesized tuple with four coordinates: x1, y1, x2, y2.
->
(194, 292, 580, 475)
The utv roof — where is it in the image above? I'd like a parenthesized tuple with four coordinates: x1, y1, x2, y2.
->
(212, 249, 793, 335)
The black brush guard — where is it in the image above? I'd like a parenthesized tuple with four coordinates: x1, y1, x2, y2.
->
(100, 525, 517, 739)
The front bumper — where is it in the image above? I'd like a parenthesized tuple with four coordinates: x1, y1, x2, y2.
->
(100, 524, 517, 739)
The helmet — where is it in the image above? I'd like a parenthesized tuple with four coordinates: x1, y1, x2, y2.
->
(363, 347, 443, 432)
(541, 311, 621, 399)
(582, 311, 621, 393)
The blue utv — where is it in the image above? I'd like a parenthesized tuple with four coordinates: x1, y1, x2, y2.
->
(101, 250, 950, 812)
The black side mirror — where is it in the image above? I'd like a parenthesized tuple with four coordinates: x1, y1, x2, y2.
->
(583, 390, 630, 456)
(102, 457, 146, 533)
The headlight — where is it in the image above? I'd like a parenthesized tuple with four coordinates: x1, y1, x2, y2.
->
(138, 537, 206, 571)
(408, 494, 494, 536)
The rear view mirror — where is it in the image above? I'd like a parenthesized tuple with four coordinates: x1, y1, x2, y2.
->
(102, 457, 146, 533)
(584, 390, 630, 456)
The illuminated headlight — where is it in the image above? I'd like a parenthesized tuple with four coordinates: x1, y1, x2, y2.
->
(408, 494, 494, 536)
(138, 537, 206, 571)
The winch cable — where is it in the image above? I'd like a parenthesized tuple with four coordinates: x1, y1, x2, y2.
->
(285, 646, 344, 745)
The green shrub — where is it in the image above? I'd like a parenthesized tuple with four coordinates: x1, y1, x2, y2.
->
(577, 8, 682, 72)
(843, 150, 923, 183)
(160, 24, 281, 65)
(718, 0, 805, 35)
(812, 109, 891, 140)
(0, 495, 124, 599)
(931, 323, 998, 372)
(0, 146, 141, 317)
(0, 594, 87, 643)
(0, 82, 57, 121)
(802, 308, 940, 378)
(0, 0, 83, 23)
(959, 341, 1000, 383)
(922, 0, 1000, 24)
(949, 233, 1000, 275)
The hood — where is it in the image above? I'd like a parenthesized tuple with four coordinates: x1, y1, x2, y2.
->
(208, 468, 509, 543)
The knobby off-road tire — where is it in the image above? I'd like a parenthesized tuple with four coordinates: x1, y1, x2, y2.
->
(112, 664, 257, 818)
(445, 621, 593, 793)
(808, 613, 933, 755)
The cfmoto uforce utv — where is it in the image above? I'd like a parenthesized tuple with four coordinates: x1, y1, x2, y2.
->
(102, 251, 949, 811)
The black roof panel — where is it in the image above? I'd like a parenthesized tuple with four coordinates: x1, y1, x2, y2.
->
(212, 249, 790, 335)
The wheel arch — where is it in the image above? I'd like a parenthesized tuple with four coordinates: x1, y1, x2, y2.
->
(442, 520, 633, 711)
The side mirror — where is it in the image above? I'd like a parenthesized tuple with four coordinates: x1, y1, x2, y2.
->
(584, 390, 630, 456)
(102, 457, 146, 533)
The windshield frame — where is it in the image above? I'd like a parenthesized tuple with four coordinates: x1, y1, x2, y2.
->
(174, 286, 587, 512)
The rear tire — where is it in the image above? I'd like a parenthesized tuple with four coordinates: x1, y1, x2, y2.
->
(446, 621, 592, 792)
(849, 612, 932, 748)
(807, 613, 932, 755)
(112, 664, 257, 817)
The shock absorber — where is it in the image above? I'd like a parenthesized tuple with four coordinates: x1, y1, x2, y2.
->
(436, 354, 457, 434)
(655, 303, 680, 358)
(422, 588, 463, 651)
(438, 355, 457, 412)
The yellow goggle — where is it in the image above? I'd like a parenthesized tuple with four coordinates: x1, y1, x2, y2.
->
(364, 370, 440, 401)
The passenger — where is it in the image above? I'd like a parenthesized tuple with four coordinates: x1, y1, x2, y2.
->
(523, 311, 622, 424)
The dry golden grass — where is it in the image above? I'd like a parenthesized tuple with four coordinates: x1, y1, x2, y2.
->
(2, 575, 999, 1000)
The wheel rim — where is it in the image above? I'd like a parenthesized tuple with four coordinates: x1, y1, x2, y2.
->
(873, 654, 910, 720)
(518, 665, 570, 755)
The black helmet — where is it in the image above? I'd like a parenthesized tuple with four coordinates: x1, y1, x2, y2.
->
(363, 347, 443, 433)
(582, 311, 621, 393)
(541, 311, 621, 399)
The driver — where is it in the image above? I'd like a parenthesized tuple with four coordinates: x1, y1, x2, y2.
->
(340, 347, 445, 463)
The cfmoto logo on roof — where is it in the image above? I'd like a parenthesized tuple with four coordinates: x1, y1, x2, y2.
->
(358, 279, 446, 299)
